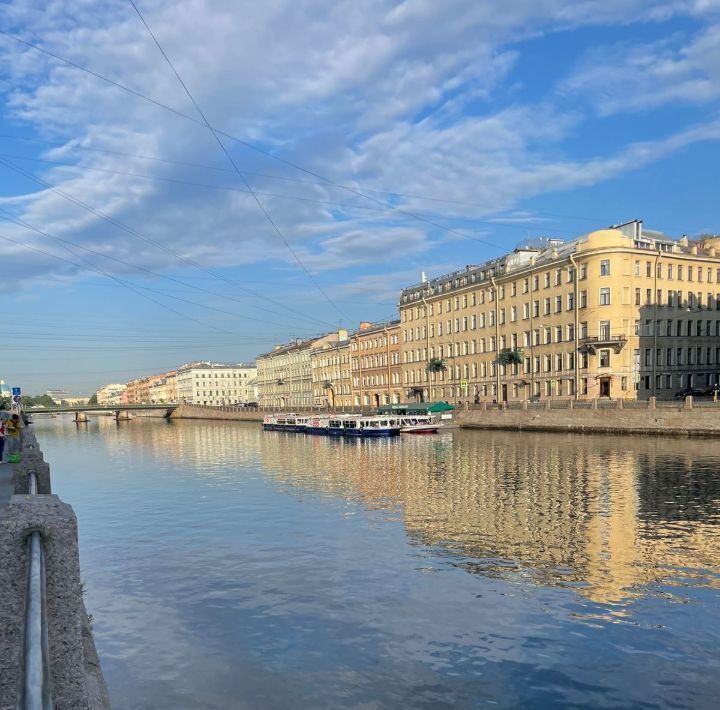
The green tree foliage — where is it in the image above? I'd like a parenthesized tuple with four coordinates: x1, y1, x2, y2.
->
(88, 393, 98, 405)
(20, 394, 58, 408)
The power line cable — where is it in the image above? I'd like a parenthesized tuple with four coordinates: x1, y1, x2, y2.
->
(0, 136, 609, 226)
(0, 206, 333, 328)
(0, 157, 337, 326)
(0, 27, 513, 251)
(0, 152, 585, 236)
(126, 0, 348, 321)
(0, 228, 235, 333)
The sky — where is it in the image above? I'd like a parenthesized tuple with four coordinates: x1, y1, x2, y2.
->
(0, 0, 719, 394)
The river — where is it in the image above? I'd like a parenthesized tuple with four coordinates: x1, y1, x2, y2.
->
(32, 415, 720, 709)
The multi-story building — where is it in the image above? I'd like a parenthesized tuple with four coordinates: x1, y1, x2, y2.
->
(125, 373, 165, 404)
(310, 335, 352, 408)
(399, 221, 720, 403)
(256, 331, 346, 408)
(148, 371, 177, 403)
(96, 383, 127, 406)
(350, 321, 402, 407)
(175, 362, 257, 405)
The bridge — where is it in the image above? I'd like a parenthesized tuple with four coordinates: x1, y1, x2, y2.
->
(25, 403, 177, 421)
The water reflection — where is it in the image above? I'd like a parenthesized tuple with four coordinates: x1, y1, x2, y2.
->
(68, 416, 720, 605)
(34, 416, 720, 709)
(252, 429, 720, 605)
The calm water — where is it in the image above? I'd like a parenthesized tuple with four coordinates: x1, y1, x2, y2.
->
(33, 416, 720, 709)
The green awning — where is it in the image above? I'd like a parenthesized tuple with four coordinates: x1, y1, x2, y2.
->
(377, 401, 455, 414)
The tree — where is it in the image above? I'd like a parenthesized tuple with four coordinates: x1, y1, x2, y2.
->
(21, 395, 59, 408)
(88, 393, 98, 405)
(426, 358, 447, 373)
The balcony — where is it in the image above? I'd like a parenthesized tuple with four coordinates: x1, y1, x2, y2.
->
(578, 334, 627, 354)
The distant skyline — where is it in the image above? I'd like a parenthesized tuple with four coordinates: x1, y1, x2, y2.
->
(1, 0, 719, 392)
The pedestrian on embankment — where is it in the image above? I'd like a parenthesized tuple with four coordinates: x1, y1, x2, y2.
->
(0, 418, 6, 464)
(6, 414, 21, 461)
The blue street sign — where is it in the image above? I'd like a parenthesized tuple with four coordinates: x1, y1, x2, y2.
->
(11, 387, 21, 396)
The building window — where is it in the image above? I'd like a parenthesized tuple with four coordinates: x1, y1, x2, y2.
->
(600, 259, 610, 276)
(599, 349, 610, 368)
(600, 288, 611, 305)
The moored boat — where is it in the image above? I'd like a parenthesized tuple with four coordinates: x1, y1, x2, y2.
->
(397, 415, 441, 434)
(262, 414, 310, 432)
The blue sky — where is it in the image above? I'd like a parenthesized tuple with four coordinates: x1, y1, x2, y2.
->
(0, 0, 719, 393)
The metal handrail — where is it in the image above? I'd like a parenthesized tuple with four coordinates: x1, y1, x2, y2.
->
(20, 471, 52, 710)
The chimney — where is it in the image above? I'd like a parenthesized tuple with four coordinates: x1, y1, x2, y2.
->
(421, 271, 427, 283)
(691, 245, 698, 255)
(359, 321, 373, 331)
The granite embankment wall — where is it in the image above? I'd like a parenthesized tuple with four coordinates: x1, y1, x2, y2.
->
(173, 400, 720, 437)
(0, 431, 110, 710)
(170, 403, 264, 422)
(456, 399, 720, 436)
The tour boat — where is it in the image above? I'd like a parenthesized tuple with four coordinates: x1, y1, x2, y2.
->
(339, 416, 400, 437)
(268, 413, 399, 437)
(397, 416, 441, 434)
(262, 414, 310, 432)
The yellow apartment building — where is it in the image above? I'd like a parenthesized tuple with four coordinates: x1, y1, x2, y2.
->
(257, 330, 345, 408)
(350, 320, 403, 407)
(399, 220, 720, 403)
(310, 335, 352, 409)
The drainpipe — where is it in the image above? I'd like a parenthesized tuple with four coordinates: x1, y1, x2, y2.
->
(491, 276, 501, 402)
(569, 253, 580, 400)
(422, 294, 431, 400)
(355, 333, 363, 410)
(652, 250, 661, 397)
(384, 324, 392, 404)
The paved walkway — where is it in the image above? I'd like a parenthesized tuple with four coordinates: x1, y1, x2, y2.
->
(0, 460, 15, 508)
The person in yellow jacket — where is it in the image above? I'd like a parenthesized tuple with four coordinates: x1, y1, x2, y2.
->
(5, 414, 21, 460)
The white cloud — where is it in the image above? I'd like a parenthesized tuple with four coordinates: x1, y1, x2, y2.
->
(0, 0, 718, 301)
(558, 25, 720, 115)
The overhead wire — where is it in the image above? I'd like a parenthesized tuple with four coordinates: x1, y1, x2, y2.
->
(0, 228, 234, 333)
(0, 206, 333, 328)
(0, 136, 610, 226)
(0, 152, 586, 237)
(0, 26, 520, 252)
(0, 225, 321, 335)
(125, 0, 349, 321)
(0, 157, 337, 327)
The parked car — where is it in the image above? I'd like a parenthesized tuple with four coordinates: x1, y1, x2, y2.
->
(674, 387, 704, 399)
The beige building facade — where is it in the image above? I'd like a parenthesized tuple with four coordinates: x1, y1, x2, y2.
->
(148, 371, 177, 403)
(310, 337, 352, 408)
(256, 331, 346, 408)
(399, 221, 720, 404)
(96, 383, 127, 406)
(350, 321, 403, 407)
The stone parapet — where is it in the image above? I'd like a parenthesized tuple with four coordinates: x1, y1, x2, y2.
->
(457, 405, 720, 436)
(170, 403, 264, 422)
(0, 433, 110, 709)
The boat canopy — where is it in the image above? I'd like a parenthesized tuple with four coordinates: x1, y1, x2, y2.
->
(376, 401, 454, 415)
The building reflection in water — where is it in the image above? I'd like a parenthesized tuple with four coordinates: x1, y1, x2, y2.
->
(82, 416, 720, 606)
(255, 427, 720, 606)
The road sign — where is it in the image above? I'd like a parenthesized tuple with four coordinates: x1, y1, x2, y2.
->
(11, 387, 21, 396)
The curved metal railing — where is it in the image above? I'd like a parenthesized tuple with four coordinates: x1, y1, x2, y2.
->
(19, 471, 52, 710)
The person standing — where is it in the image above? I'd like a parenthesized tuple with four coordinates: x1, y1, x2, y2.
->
(6, 414, 21, 461)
